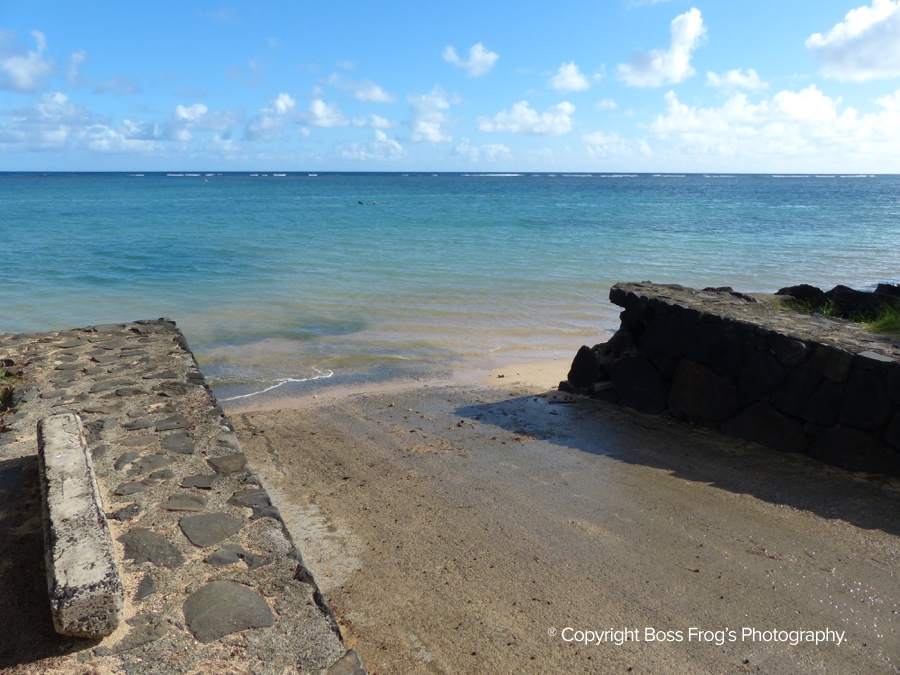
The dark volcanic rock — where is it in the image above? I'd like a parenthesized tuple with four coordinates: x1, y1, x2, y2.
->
(180, 513, 243, 547)
(567, 345, 601, 388)
(807, 344, 854, 383)
(801, 379, 843, 428)
(681, 323, 743, 378)
(156, 414, 191, 431)
(737, 351, 786, 406)
(205, 547, 241, 567)
(118, 528, 185, 568)
(767, 334, 809, 367)
(182, 580, 275, 644)
(161, 431, 195, 454)
(182, 474, 219, 489)
(775, 284, 825, 305)
(721, 403, 807, 453)
(840, 368, 895, 430)
(774, 368, 822, 417)
(135, 574, 157, 601)
(114, 481, 148, 496)
(208, 453, 249, 475)
(610, 356, 668, 414)
(161, 493, 208, 512)
(668, 359, 738, 423)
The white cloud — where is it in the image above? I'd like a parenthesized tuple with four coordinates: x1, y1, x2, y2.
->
(352, 113, 396, 129)
(407, 86, 455, 142)
(92, 75, 139, 95)
(647, 85, 900, 168)
(616, 8, 706, 87)
(338, 130, 402, 161)
(337, 59, 355, 70)
(0, 92, 161, 152)
(454, 137, 512, 162)
(581, 131, 651, 158)
(0, 30, 55, 92)
(596, 98, 619, 110)
(301, 98, 348, 127)
(478, 101, 575, 136)
(706, 68, 766, 91)
(67, 50, 87, 85)
(442, 43, 499, 76)
(806, 0, 900, 82)
(327, 74, 395, 102)
(550, 62, 590, 92)
(244, 93, 298, 141)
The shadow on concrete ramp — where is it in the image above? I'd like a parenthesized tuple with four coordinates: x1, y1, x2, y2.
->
(456, 394, 900, 538)
(0, 456, 97, 669)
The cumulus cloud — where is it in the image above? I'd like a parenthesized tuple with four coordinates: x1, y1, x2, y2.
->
(0, 92, 161, 152)
(647, 85, 900, 167)
(299, 98, 349, 128)
(806, 0, 900, 81)
(477, 101, 575, 135)
(327, 73, 395, 102)
(549, 61, 590, 92)
(454, 137, 512, 162)
(616, 8, 706, 87)
(582, 130, 638, 157)
(596, 98, 618, 110)
(337, 129, 402, 161)
(244, 92, 298, 141)
(706, 68, 766, 91)
(352, 113, 396, 129)
(442, 43, 499, 76)
(407, 86, 456, 142)
(0, 30, 55, 92)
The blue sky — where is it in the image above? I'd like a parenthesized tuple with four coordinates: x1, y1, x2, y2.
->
(2, 0, 900, 171)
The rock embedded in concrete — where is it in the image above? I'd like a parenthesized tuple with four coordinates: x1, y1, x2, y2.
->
(114, 481, 148, 496)
(161, 432, 195, 454)
(182, 473, 219, 489)
(182, 580, 275, 644)
(118, 527, 185, 568)
(161, 492, 208, 512)
(135, 574, 157, 601)
(180, 512, 243, 547)
(208, 452, 248, 475)
(37, 413, 124, 637)
(327, 649, 368, 675)
(156, 414, 191, 431)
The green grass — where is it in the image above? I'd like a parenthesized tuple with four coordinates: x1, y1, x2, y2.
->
(773, 296, 837, 317)
(864, 305, 900, 336)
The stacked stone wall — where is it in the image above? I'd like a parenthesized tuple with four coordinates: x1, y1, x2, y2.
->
(565, 282, 900, 476)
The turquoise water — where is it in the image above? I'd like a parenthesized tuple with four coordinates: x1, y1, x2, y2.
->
(2, 172, 899, 402)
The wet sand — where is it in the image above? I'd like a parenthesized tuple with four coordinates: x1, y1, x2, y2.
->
(229, 365, 900, 674)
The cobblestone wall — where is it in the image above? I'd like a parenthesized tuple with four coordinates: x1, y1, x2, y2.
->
(564, 282, 900, 477)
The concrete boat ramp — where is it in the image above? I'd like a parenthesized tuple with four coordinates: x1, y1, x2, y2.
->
(0, 320, 364, 675)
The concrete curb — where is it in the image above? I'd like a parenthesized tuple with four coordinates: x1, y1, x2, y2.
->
(37, 412, 124, 638)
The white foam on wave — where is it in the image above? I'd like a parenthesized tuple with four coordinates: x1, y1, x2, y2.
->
(219, 369, 334, 401)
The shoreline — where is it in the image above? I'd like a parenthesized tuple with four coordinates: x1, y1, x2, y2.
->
(223, 357, 573, 414)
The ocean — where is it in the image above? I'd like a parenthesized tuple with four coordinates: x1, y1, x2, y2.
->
(2, 172, 899, 403)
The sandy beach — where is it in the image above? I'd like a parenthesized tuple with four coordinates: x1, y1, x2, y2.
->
(227, 361, 900, 674)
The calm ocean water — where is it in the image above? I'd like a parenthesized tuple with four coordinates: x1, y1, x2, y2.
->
(2, 172, 899, 403)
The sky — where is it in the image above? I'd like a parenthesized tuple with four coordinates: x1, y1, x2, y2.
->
(2, 0, 900, 172)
